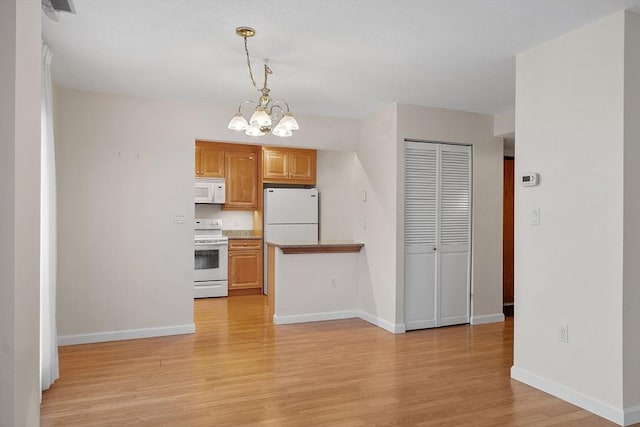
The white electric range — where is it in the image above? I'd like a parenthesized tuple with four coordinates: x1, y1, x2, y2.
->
(194, 219, 228, 298)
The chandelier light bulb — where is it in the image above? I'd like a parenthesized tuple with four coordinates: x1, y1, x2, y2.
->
(227, 112, 249, 131)
(245, 123, 266, 136)
(278, 113, 299, 131)
(249, 108, 272, 127)
(272, 123, 292, 137)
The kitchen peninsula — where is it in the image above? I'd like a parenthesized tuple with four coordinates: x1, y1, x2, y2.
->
(266, 241, 364, 325)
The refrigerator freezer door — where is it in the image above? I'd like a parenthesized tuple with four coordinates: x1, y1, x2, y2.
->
(264, 188, 318, 224)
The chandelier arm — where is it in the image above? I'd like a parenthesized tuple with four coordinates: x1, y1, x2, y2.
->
(270, 100, 291, 113)
(268, 103, 286, 123)
(243, 36, 261, 93)
(237, 99, 257, 113)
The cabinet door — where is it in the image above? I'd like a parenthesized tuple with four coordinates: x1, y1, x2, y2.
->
(200, 147, 225, 178)
(224, 149, 258, 210)
(228, 249, 262, 289)
(194, 146, 202, 176)
(287, 149, 316, 184)
(262, 148, 288, 182)
(195, 142, 225, 178)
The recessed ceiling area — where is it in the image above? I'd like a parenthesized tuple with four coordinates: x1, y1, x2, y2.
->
(42, 0, 640, 119)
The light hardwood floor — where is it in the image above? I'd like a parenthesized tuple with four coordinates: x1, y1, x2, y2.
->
(41, 296, 615, 426)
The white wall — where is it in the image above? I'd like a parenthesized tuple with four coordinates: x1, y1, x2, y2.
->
(54, 87, 360, 341)
(623, 10, 640, 412)
(317, 150, 356, 241)
(194, 204, 253, 230)
(493, 109, 515, 136)
(513, 11, 629, 422)
(395, 104, 504, 325)
(355, 104, 401, 332)
(0, 1, 41, 425)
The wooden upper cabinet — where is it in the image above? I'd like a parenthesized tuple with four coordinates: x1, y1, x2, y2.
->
(288, 151, 315, 182)
(224, 148, 259, 210)
(262, 148, 288, 181)
(262, 147, 316, 185)
(195, 142, 225, 178)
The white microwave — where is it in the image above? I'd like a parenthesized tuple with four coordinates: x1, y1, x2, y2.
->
(195, 178, 226, 204)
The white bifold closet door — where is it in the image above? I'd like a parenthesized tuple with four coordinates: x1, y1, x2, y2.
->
(404, 141, 471, 330)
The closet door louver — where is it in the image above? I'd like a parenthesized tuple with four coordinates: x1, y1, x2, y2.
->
(405, 144, 437, 246)
(439, 148, 471, 247)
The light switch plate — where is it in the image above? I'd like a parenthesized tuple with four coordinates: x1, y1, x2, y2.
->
(529, 208, 540, 225)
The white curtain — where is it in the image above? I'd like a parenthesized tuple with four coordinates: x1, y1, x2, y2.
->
(40, 42, 59, 391)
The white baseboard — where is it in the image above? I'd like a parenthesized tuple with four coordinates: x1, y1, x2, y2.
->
(624, 406, 640, 425)
(58, 323, 195, 346)
(272, 309, 406, 334)
(511, 366, 627, 425)
(357, 310, 406, 334)
(273, 310, 357, 325)
(471, 313, 505, 325)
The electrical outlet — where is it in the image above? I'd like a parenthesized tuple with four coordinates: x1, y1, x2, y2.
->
(330, 277, 336, 288)
(559, 325, 569, 343)
(173, 215, 185, 224)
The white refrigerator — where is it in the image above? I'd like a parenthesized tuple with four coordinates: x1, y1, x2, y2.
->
(263, 188, 319, 294)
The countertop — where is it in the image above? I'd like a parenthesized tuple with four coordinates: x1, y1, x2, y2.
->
(266, 240, 364, 254)
(223, 230, 263, 240)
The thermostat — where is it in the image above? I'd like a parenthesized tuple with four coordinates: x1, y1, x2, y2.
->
(521, 173, 539, 187)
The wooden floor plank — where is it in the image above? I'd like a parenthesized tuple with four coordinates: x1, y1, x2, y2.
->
(41, 295, 616, 426)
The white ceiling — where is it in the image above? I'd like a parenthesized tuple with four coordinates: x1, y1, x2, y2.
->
(42, 0, 640, 119)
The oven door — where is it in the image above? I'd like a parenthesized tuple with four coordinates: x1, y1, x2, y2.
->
(194, 241, 228, 282)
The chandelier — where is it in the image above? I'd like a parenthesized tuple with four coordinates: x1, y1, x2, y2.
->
(227, 27, 299, 137)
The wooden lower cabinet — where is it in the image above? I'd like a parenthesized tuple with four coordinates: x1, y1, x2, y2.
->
(228, 239, 262, 293)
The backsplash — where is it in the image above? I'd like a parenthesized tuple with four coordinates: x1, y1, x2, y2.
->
(194, 204, 254, 230)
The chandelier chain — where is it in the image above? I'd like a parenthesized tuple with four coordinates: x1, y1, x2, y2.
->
(243, 36, 261, 93)
(264, 64, 272, 93)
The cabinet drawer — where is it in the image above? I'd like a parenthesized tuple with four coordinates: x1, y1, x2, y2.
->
(229, 239, 262, 250)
